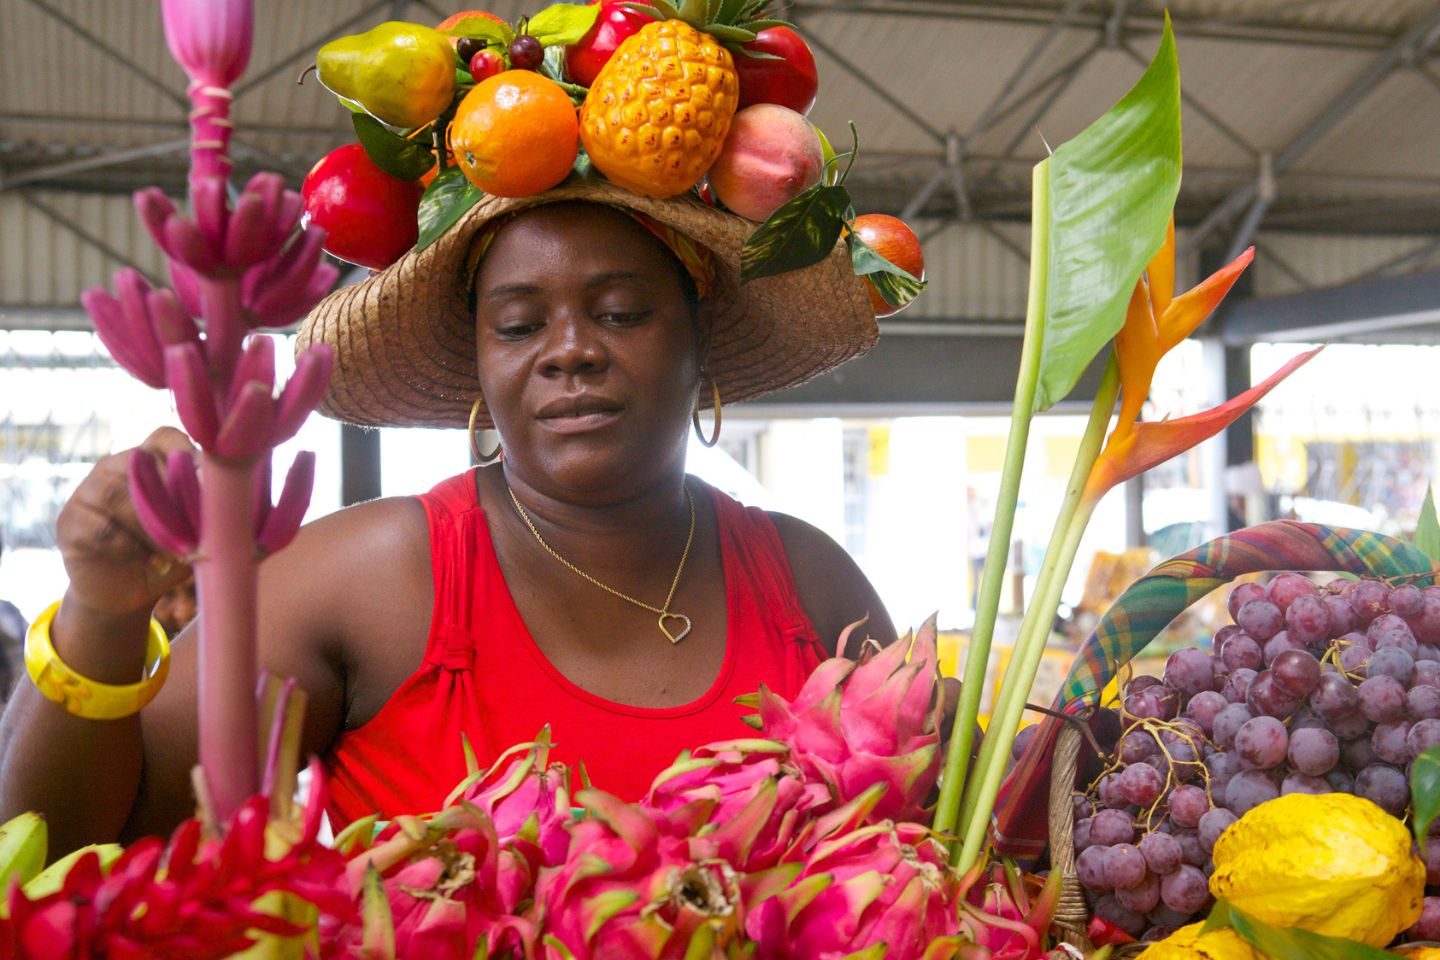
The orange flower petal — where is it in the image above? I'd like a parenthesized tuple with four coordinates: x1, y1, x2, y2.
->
(1146, 216, 1176, 319)
(1113, 279, 1162, 441)
(1158, 246, 1254, 353)
(1085, 346, 1322, 501)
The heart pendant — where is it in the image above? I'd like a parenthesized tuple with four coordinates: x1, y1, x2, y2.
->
(659, 612, 692, 644)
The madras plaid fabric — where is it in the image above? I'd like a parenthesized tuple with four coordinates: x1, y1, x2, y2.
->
(992, 520, 1435, 857)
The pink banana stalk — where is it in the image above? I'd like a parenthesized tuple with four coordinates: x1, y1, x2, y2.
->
(79, 0, 338, 824)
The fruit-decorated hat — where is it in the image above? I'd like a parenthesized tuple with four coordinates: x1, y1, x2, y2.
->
(295, 1, 925, 428)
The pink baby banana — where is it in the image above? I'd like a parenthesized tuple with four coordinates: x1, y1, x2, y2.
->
(215, 381, 277, 459)
(270, 344, 335, 446)
(228, 334, 276, 407)
(82, 269, 175, 388)
(165, 341, 220, 447)
(129, 449, 198, 557)
(257, 451, 316, 556)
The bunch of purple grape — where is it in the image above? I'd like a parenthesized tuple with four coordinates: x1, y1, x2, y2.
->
(1069, 572, 1440, 942)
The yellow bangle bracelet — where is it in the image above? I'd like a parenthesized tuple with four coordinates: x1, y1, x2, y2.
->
(24, 600, 171, 720)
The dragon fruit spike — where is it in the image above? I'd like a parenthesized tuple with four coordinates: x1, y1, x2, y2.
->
(755, 621, 944, 824)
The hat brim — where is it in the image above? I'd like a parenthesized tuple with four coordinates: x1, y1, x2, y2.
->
(296, 178, 878, 429)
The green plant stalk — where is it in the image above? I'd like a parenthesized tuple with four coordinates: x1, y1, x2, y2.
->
(953, 355, 1119, 873)
(931, 162, 1051, 849)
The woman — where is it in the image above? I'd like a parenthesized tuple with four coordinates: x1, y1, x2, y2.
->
(0, 180, 926, 854)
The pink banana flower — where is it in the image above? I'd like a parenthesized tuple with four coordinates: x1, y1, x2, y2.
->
(160, 0, 253, 87)
(0, 764, 350, 958)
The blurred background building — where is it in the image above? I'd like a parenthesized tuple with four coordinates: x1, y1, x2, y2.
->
(5, 1, 1440, 688)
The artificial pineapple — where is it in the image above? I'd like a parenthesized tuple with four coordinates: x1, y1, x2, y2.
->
(579, 0, 782, 198)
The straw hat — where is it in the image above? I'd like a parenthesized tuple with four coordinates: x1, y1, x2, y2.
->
(296, 178, 878, 429)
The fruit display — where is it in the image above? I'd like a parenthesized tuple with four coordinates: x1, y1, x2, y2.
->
(1070, 570, 1440, 942)
(291, 0, 926, 311)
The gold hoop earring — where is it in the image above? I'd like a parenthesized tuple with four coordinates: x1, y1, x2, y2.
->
(468, 395, 502, 463)
(692, 373, 722, 448)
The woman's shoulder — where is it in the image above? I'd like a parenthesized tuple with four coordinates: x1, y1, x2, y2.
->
(762, 510, 898, 654)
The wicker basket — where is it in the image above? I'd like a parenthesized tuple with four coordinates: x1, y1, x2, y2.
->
(1036, 520, 1436, 954)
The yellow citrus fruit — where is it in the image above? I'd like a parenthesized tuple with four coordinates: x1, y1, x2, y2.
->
(1136, 923, 1264, 959)
(1391, 947, 1440, 958)
(1209, 793, 1424, 947)
(450, 71, 578, 198)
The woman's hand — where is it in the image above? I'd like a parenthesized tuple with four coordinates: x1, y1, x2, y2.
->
(55, 427, 196, 620)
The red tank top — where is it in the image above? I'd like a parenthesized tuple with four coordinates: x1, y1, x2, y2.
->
(324, 470, 826, 826)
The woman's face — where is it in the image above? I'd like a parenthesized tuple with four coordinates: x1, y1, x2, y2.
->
(473, 203, 704, 500)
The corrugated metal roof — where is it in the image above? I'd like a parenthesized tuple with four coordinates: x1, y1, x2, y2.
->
(4, 0, 1440, 325)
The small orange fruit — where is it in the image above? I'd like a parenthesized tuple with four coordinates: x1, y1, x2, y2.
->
(450, 71, 579, 198)
(851, 213, 924, 318)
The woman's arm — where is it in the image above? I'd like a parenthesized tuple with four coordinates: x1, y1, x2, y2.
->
(767, 512, 899, 656)
(770, 511, 964, 734)
(0, 429, 425, 853)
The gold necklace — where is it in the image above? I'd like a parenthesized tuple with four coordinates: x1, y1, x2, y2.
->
(506, 484, 697, 644)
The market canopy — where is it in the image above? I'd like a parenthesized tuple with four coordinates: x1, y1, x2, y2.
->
(4, 0, 1440, 389)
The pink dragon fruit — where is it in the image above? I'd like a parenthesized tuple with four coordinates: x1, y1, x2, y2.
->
(957, 862, 1063, 960)
(744, 820, 969, 960)
(755, 618, 944, 823)
(328, 804, 537, 959)
(645, 739, 828, 871)
(448, 729, 574, 868)
(534, 789, 787, 959)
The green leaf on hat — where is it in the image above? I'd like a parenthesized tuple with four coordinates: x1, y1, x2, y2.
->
(847, 232, 925, 308)
(416, 166, 483, 252)
(438, 14, 514, 48)
(351, 114, 436, 181)
(540, 45, 590, 101)
(1413, 744, 1440, 846)
(527, 3, 603, 46)
(739, 183, 850, 283)
(1414, 485, 1440, 564)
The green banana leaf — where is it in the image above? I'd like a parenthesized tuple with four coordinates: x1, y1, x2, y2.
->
(1030, 15, 1181, 412)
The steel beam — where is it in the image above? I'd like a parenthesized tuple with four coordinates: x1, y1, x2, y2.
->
(1104, 0, 1134, 47)
(1349, 237, 1440, 284)
(793, 0, 1395, 51)
(0, 112, 345, 139)
(1223, 153, 1275, 263)
(966, 0, 1088, 142)
(15, 192, 163, 286)
(0, 139, 190, 192)
(20, 0, 188, 111)
(746, 329, 1107, 410)
(1218, 268, 1440, 345)
(972, 40, 1099, 189)
(233, 0, 393, 98)
(1252, 240, 1314, 291)
(802, 31, 946, 144)
(1189, 2, 1440, 252)
(1121, 41, 1258, 159)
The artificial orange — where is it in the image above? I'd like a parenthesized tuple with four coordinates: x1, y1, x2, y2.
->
(450, 71, 579, 198)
